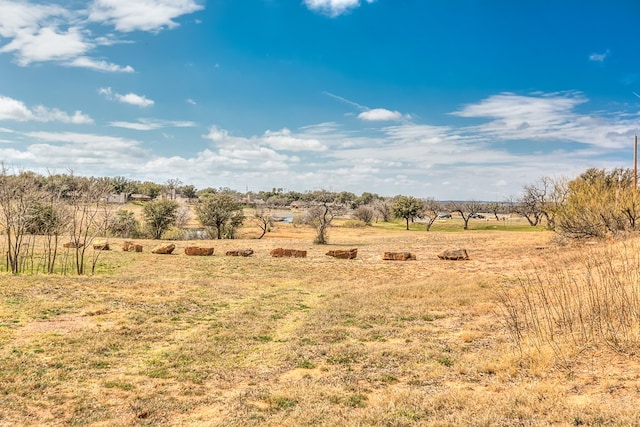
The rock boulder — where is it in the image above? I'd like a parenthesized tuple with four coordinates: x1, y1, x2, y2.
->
(93, 241, 110, 250)
(270, 248, 307, 258)
(122, 241, 143, 252)
(63, 242, 83, 249)
(226, 249, 254, 257)
(185, 246, 214, 256)
(437, 248, 469, 261)
(151, 243, 175, 255)
(383, 252, 416, 261)
(325, 248, 358, 259)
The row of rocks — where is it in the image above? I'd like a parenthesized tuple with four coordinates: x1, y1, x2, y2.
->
(145, 243, 256, 257)
(101, 241, 469, 261)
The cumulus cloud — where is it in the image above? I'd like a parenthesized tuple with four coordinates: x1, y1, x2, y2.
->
(358, 108, 407, 122)
(303, 0, 375, 17)
(88, 0, 204, 32)
(99, 87, 154, 107)
(0, 0, 200, 70)
(116, 93, 154, 107)
(0, 95, 93, 124)
(0, 26, 90, 65)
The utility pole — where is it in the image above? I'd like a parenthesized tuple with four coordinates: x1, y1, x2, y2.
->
(635, 134, 638, 190)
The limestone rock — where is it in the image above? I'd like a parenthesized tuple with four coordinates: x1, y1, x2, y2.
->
(437, 248, 469, 261)
(383, 252, 416, 261)
(270, 248, 307, 258)
(151, 243, 175, 255)
(63, 242, 83, 249)
(226, 249, 254, 257)
(93, 241, 110, 250)
(325, 248, 358, 259)
(184, 246, 214, 256)
(122, 241, 143, 252)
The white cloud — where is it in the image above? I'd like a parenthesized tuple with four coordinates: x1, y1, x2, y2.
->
(0, 96, 33, 121)
(117, 93, 154, 107)
(3, 89, 640, 200)
(109, 118, 196, 130)
(0, 26, 90, 65)
(451, 91, 640, 149)
(303, 0, 375, 17)
(31, 106, 94, 124)
(358, 108, 406, 122)
(67, 56, 134, 73)
(99, 87, 154, 107)
(23, 131, 149, 168)
(89, 0, 204, 32)
(0, 0, 200, 70)
(0, 1, 69, 38)
(186, 98, 197, 105)
(589, 50, 610, 62)
(262, 128, 326, 151)
(203, 125, 232, 143)
(203, 125, 327, 152)
(0, 95, 93, 124)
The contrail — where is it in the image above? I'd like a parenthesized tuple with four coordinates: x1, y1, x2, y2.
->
(633, 91, 640, 99)
(322, 91, 368, 111)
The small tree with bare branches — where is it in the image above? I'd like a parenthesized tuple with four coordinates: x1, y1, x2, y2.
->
(0, 168, 41, 274)
(303, 190, 345, 244)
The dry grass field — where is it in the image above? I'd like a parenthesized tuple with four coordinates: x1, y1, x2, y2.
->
(1, 219, 640, 426)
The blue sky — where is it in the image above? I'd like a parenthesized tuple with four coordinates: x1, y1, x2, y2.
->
(1, 0, 640, 200)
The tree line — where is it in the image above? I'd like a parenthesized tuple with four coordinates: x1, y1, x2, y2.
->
(0, 166, 635, 275)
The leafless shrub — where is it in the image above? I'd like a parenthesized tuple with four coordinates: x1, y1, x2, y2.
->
(353, 205, 375, 225)
(498, 241, 640, 365)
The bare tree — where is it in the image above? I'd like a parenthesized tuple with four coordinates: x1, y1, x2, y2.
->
(0, 168, 41, 274)
(486, 202, 502, 221)
(303, 190, 345, 244)
(372, 198, 393, 222)
(353, 205, 375, 225)
(28, 190, 69, 274)
(448, 200, 482, 230)
(174, 204, 192, 229)
(514, 180, 547, 226)
(65, 176, 114, 275)
(252, 207, 273, 239)
(422, 198, 441, 231)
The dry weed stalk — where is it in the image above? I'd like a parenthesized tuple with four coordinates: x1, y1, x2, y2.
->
(499, 241, 640, 365)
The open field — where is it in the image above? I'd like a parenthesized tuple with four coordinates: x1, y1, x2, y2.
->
(1, 222, 640, 426)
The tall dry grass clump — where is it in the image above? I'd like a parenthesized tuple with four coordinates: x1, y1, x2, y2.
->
(499, 239, 640, 364)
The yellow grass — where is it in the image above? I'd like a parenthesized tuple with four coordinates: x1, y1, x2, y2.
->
(1, 222, 639, 426)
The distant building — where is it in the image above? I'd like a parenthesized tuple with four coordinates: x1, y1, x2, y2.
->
(105, 193, 127, 203)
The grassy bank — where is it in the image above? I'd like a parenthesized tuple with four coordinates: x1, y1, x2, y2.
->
(1, 224, 639, 425)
